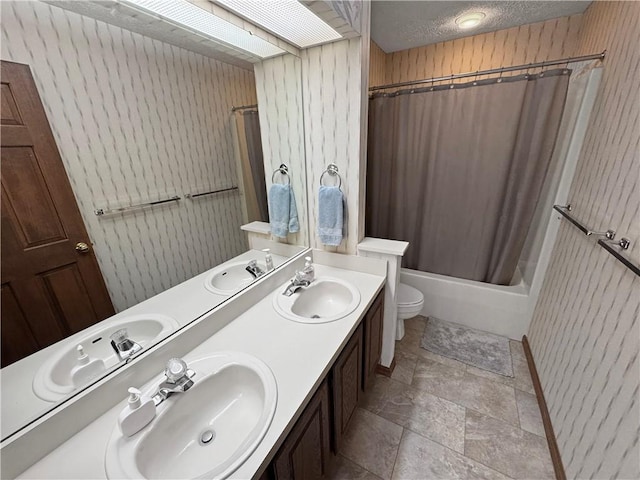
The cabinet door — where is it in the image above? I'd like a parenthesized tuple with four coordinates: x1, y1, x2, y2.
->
(363, 289, 385, 391)
(332, 323, 363, 453)
(273, 380, 331, 480)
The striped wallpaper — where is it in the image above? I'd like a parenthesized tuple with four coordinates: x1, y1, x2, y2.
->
(1, 1, 257, 311)
(253, 54, 308, 246)
(301, 37, 368, 254)
(528, 2, 640, 479)
(369, 14, 583, 87)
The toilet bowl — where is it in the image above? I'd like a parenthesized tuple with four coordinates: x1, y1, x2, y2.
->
(396, 283, 424, 340)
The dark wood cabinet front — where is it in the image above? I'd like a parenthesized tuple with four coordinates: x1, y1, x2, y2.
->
(363, 290, 385, 390)
(270, 288, 385, 480)
(273, 380, 331, 480)
(331, 323, 363, 453)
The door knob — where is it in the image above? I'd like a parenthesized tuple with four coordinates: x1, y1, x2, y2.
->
(75, 242, 90, 253)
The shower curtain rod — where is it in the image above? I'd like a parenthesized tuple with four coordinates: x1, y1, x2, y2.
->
(231, 104, 258, 112)
(369, 51, 606, 92)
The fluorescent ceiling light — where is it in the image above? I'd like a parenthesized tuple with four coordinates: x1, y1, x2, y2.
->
(455, 12, 486, 30)
(120, 0, 285, 58)
(215, 0, 342, 48)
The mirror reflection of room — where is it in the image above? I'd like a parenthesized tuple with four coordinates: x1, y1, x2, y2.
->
(1, 0, 308, 439)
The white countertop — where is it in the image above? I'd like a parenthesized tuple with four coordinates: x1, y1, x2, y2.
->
(17, 262, 385, 479)
(1, 249, 291, 440)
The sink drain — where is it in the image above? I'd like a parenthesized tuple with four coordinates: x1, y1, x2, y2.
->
(199, 430, 215, 445)
(311, 314, 321, 319)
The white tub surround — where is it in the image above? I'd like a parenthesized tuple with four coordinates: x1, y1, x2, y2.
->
(0, 248, 293, 442)
(357, 237, 409, 369)
(4, 253, 386, 479)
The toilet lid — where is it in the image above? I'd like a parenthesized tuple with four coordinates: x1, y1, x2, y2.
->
(397, 283, 424, 306)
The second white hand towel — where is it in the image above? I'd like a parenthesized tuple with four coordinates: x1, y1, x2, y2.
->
(317, 185, 344, 246)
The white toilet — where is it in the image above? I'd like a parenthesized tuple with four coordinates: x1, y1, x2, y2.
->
(396, 283, 425, 340)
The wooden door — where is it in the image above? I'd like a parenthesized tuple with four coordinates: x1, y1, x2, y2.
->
(363, 289, 384, 390)
(332, 323, 363, 453)
(1, 61, 114, 367)
(273, 379, 332, 480)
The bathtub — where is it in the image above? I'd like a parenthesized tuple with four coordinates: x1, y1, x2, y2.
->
(400, 267, 534, 340)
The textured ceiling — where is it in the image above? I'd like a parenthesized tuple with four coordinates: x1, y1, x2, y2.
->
(372, 1, 591, 53)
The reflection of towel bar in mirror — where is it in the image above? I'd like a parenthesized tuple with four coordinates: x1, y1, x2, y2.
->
(272, 164, 290, 184)
(185, 187, 239, 199)
(94, 195, 181, 216)
(320, 163, 342, 188)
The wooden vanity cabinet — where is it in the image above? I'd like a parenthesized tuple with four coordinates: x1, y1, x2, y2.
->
(269, 288, 385, 480)
(363, 289, 384, 390)
(272, 380, 332, 480)
(331, 323, 363, 453)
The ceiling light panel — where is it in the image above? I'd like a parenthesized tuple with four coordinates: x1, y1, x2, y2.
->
(121, 0, 285, 58)
(215, 0, 342, 48)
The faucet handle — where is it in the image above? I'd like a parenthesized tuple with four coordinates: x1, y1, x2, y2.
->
(164, 358, 188, 383)
(110, 328, 129, 344)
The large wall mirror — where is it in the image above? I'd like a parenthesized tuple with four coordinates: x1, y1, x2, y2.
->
(0, 0, 308, 439)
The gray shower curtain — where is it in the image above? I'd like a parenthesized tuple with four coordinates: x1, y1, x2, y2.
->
(239, 110, 269, 222)
(366, 69, 570, 285)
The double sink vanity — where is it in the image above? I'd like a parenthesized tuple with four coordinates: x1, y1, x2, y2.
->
(4, 246, 387, 480)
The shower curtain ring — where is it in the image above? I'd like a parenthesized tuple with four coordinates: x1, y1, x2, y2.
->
(449, 74, 455, 89)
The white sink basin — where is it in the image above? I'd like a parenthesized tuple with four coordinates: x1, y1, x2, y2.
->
(204, 261, 266, 295)
(105, 352, 277, 479)
(273, 277, 361, 324)
(32, 314, 178, 402)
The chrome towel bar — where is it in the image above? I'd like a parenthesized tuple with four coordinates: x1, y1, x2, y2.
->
(554, 204, 639, 277)
(95, 195, 181, 216)
(185, 187, 238, 199)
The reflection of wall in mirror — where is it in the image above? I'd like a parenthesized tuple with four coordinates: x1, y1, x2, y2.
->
(1, 1, 258, 310)
(254, 54, 309, 246)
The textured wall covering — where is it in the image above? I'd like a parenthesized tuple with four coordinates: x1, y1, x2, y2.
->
(302, 35, 370, 254)
(369, 14, 583, 87)
(1, 1, 257, 311)
(528, 2, 640, 479)
(254, 54, 308, 246)
(369, 41, 389, 88)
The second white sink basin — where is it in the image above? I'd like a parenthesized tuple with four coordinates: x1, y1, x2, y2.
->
(273, 277, 361, 324)
(105, 352, 277, 479)
(204, 261, 266, 295)
(32, 314, 178, 402)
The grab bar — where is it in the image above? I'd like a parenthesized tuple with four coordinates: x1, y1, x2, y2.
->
(185, 187, 238, 199)
(552, 205, 615, 238)
(554, 204, 639, 277)
(598, 238, 640, 276)
(95, 195, 181, 216)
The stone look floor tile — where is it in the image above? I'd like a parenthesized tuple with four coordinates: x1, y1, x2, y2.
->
(465, 364, 516, 388)
(515, 389, 545, 436)
(403, 315, 427, 334)
(392, 429, 511, 480)
(510, 340, 535, 395)
(328, 454, 383, 480)
(390, 348, 418, 385)
(412, 358, 519, 426)
(340, 408, 404, 480)
(361, 375, 466, 453)
(465, 409, 555, 479)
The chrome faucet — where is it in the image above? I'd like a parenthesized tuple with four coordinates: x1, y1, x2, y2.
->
(110, 328, 142, 361)
(245, 259, 265, 279)
(152, 358, 195, 407)
(282, 271, 312, 296)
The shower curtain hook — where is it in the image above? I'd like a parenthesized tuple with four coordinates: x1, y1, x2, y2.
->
(449, 73, 455, 89)
(497, 67, 504, 83)
(473, 70, 479, 86)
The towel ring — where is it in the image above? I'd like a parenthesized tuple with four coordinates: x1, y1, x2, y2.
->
(272, 164, 290, 185)
(320, 163, 341, 188)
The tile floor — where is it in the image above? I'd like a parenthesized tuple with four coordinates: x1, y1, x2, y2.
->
(328, 316, 555, 480)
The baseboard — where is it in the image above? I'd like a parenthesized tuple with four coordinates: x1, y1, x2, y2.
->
(522, 335, 566, 480)
(375, 357, 396, 377)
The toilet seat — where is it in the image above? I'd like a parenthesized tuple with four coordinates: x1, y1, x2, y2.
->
(397, 283, 424, 307)
(396, 283, 424, 341)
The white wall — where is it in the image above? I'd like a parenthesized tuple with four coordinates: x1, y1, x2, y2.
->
(1, 1, 257, 311)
